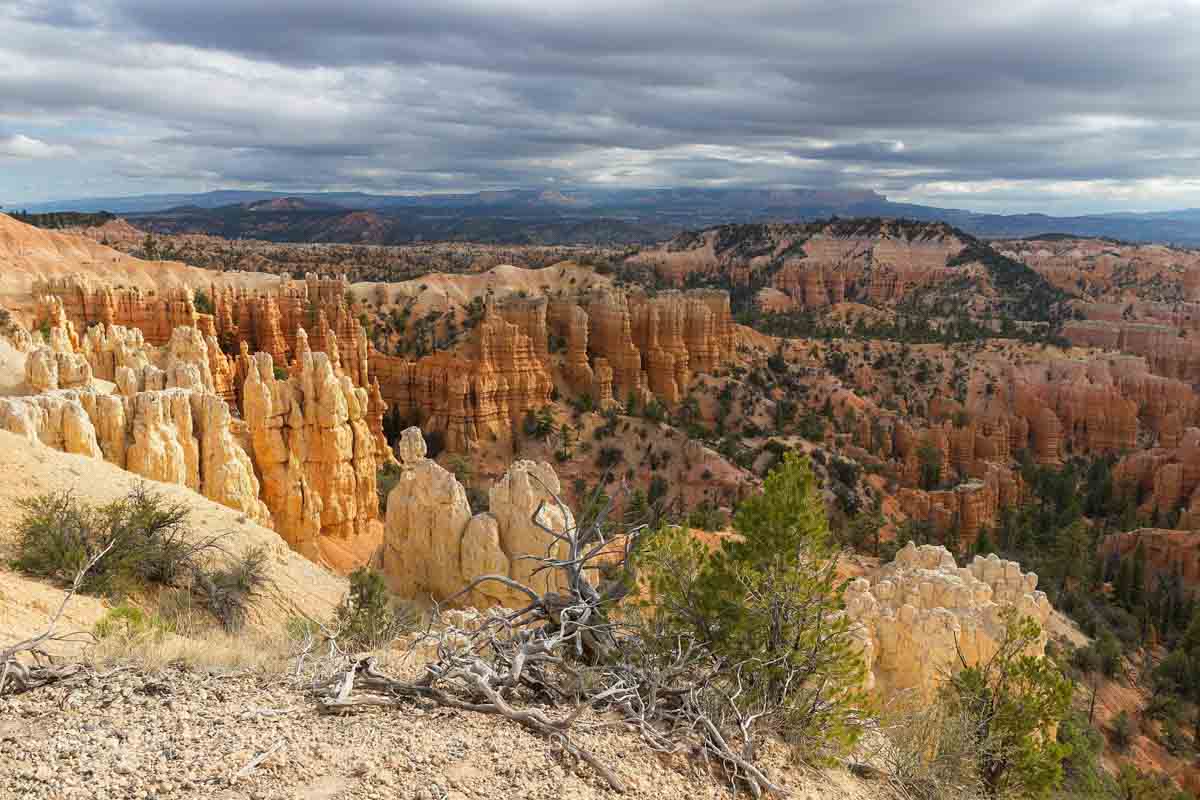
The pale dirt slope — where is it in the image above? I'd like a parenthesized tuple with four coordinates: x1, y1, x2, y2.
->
(0, 429, 347, 651)
(0, 213, 279, 319)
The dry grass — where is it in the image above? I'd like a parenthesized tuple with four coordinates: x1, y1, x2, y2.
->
(86, 620, 296, 675)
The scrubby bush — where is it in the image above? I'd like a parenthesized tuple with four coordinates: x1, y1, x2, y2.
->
(13, 486, 199, 596)
(12, 485, 267, 633)
(1112, 710, 1137, 752)
(191, 548, 268, 632)
(685, 501, 727, 532)
(333, 567, 417, 650)
(94, 603, 172, 643)
(943, 611, 1074, 798)
(193, 288, 215, 315)
(376, 463, 402, 514)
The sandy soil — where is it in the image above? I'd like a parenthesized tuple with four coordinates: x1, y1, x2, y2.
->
(0, 430, 347, 651)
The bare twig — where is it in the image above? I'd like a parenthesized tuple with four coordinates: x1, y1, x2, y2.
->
(1, 540, 115, 696)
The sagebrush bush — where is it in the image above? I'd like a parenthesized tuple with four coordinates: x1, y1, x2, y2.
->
(334, 567, 417, 650)
(191, 548, 268, 632)
(12, 485, 267, 633)
(13, 486, 198, 596)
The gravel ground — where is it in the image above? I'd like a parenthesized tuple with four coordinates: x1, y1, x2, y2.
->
(0, 664, 877, 800)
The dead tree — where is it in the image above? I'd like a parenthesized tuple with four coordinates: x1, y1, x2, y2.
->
(314, 479, 787, 797)
(0, 541, 113, 696)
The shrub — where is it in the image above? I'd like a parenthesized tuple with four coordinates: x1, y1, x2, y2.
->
(685, 501, 727, 532)
(13, 486, 267, 632)
(13, 486, 199, 596)
(191, 548, 268, 632)
(1057, 711, 1115, 800)
(1112, 710, 1137, 752)
(376, 463, 402, 514)
(94, 603, 172, 642)
(596, 447, 623, 469)
(193, 288, 215, 315)
(334, 567, 416, 650)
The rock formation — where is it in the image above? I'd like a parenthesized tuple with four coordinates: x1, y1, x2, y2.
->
(628, 221, 970, 311)
(0, 387, 271, 525)
(1114, 427, 1200, 528)
(34, 278, 203, 346)
(371, 301, 554, 453)
(25, 346, 92, 393)
(1065, 320, 1200, 385)
(380, 427, 574, 607)
(582, 288, 734, 405)
(1099, 529, 1200, 595)
(242, 350, 381, 566)
(845, 543, 1052, 701)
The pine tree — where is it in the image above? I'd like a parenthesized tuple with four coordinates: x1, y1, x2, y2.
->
(1131, 542, 1147, 608)
(639, 452, 868, 760)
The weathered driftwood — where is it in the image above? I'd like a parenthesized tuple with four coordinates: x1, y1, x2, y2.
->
(313, 478, 787, 797)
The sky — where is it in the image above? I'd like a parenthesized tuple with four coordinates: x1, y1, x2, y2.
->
(2, 0, 1200, 214)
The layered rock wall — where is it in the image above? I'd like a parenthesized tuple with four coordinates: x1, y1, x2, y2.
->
(379, 427, 574, 607)
(242, 349, 381, 566)
(0, 387, 271, 525)
(846, 543, 1052, 701)
(1099, 529, 1200, 594)
(371, 302, 554, 453)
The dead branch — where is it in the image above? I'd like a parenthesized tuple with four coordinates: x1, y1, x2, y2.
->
(310, 485, 787, 797)
(0, 541, 115, 696)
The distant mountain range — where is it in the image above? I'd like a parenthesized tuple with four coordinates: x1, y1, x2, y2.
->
(8, 188, 1200, 246)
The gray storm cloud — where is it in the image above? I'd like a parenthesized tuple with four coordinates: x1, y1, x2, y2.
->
(3, 0, 1200, 211)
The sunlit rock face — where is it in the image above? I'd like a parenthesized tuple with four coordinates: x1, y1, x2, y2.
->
(846, 542, 1051, 702)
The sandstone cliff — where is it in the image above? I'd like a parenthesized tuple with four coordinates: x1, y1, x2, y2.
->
(846, 542, 1051, 701)
(242, 349, 381, 568)
(0, 386, 271, 525)
(1099, 528, 1200, 594)
(379, 427, 574, 607)
(371, 302, 554, 453)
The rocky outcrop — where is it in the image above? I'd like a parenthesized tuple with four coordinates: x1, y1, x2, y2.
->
(1099, 529, 1200, 594)
(371, 302, 554, 453)
(629, 221, 969, 311)
(0, 387, 270, 525)
(25, 346, 92, 393)
(0, 392, 102, 458)
(581, 288, 735, 406)
(242, 350, 381, 565)
(365, 378, 397, 465)
(896, 463, 1021, 545)
(34, 279, 204, 346)
(548, 299, 594, 395)
(1114, 428, 1200, 528)
(380, 427, 574, 607)
(1064, 320, 1200, 384)
(845, 543, 1052, 701)
(209, 273, 370, 387)
(499, 296, 549, 363)
(773, 233, 963, 309)
(585, 288, 646, 403)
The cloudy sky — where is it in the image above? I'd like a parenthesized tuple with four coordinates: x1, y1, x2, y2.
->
(2, 0, 1200, 213)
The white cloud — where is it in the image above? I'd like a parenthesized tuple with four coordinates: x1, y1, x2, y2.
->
(0, 133, 75, 159)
